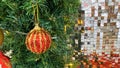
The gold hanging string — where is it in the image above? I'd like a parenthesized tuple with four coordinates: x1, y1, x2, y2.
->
(32, 1, 39, 26)
(36, 3, 39, 26)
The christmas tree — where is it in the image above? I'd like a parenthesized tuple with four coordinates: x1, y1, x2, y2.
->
(0, 0, 80, 68)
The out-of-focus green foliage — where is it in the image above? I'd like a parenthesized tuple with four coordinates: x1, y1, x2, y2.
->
(0, 0, 80, 68)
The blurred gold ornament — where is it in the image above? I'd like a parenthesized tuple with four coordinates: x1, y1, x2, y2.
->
(64, 63, 73, 68)
(64, 24, 70, 33)
(77, 18, 83, 25)
(69, 63, 73, 67)
(64, 25, 67, 32)
(0, 29, 4, 45)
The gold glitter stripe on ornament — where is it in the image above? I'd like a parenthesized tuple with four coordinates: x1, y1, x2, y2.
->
(35, 31, 39, 54)
(39, 30, 42, 54)
(25, 33, 30, 50)
(33, 31, 37, 53)
(39, 31, 42, 53)
(28, 32, 34, 52)
(42, 32, 47, 53)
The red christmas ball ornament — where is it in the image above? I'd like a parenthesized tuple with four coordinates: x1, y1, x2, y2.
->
(25, 25, 52, 54)
(0, 51, 12, 68)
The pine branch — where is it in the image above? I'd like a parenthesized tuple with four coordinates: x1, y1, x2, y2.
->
(14, 31, 27, 35)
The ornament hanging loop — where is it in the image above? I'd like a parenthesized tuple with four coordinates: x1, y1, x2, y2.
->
(32, 1, 40, 26)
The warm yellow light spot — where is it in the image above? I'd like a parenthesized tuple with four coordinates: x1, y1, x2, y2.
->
(64, 25, 67, 32)
(5, 30, 10, 34)
(77, 19, 83, 25)
(69, 63, 73, 66)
